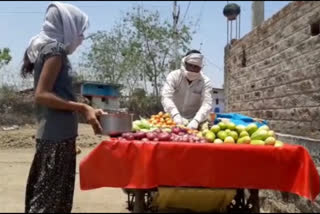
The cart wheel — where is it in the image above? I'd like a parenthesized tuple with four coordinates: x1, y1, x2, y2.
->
(227, 189, 260, 213)
(145, 191, 158, 213)
(227, 189, 247, 213)
(126, 192, 135, 211)
(246, 189, 260, 213)
(126, 190, 158, 213)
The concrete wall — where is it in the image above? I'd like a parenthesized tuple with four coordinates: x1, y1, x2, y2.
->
(225, 1, 320, 139)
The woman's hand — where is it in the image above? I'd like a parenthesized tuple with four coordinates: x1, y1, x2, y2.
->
(95, 109, 105, 117)
(82, 105, 103, 134)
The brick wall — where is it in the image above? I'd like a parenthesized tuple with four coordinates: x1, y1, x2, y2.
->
(225, 1, 320, 139)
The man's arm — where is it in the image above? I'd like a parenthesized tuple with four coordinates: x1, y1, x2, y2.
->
(161, 72, 180, 118)
(193, 79, 213, 123)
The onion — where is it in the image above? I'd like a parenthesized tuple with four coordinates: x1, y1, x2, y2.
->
(146, 132, 156, 141)
(200, 139, 207, 143)
(172, 127, 180, 134)
(122, 132, 134, 140)
(133, 132, 146, 140)
(158, 132, 171, 141)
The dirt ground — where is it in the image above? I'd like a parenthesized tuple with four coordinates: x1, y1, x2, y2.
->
(0, 123, 107, 149)
(1, 124, 320, 213)
(0, 124, 129, 213)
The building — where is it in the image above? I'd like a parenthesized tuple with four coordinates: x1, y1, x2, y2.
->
(212, 88, 225, 113)
(224, 1, 320, 140)
(80, 81, 122, 112)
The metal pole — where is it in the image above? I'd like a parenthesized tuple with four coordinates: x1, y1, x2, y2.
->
(239, 13, 241, 39)
(173, 1, 179, 69)
(230, 20, 233, 41)
(133, 190, 145, 213)
(227, 20, 229, 44)
(236, 17, 238, 39)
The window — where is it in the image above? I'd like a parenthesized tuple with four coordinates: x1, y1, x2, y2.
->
(102, 97, 109, 104)
(216, 99, 219, 105)
(310, 22, 320, 36)
(242, 49, 247, 67)
(213, 91, 218, 94)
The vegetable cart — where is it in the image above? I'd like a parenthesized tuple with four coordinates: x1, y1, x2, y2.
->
(79, 139, 320, 213)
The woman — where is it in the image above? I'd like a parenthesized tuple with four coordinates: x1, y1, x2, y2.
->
(21, 2, 102, 213)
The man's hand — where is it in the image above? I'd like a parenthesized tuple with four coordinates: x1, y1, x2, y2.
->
(82, 105, 103, 135)
(187, 119, 199, 130)
(173, 114, 189, 126)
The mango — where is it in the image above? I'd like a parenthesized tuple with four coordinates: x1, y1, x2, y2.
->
(202, 129, 210, 135)
(251, 130, 268, 141)
(224, 136, 235, 144)
(236, 125, 246, 134)
(274, 140, 284, 147)
(230, 131, 239, 141)
(217, 131, 228, 140)
(239, 131, 249, 138)
(218, 122, 227, 130)
(265, 137, 276, 145)
(210, 125, 220, 134)
(214, 139, 223, 144)
(205, 131, 216, 142)
(251, 140, 265, 146)
(267, 130, 275, 138)
(246, 123, 258, 135)
(258, 125, 270, 131)
(227, 122, 236, 130)
(237, 136, 251, 144)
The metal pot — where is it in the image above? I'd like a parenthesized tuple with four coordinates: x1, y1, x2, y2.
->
(99, 113, 133, 136)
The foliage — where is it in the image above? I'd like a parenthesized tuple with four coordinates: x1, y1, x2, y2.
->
(120, 88, 163, 119)
(82, 6, 194, 97)
(0, 48, 12, 69)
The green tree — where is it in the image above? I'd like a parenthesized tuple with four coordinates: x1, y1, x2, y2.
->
(0, 48, 12, 69)
(82, 6, 194, 97)
(122, 6, 193, 96)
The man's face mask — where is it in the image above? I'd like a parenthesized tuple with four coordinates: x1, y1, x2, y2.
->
(183, 62, 202, 81)
(185, 62, 201, 73)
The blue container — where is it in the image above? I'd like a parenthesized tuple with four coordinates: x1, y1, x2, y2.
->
(81, 82, 121, 97)
(214, 113, 268, 127)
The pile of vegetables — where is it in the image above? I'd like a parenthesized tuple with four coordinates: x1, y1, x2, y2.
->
(119, 126, 203, 143)
(199, 122, 284, 147)
(117, 112, 284, 147)
(148, 112, 176, 128)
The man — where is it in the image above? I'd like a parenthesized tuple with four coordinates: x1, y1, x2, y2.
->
(161, 50, 213, 130)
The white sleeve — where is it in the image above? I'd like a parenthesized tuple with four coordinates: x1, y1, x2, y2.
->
(161, 71, 180, 117)
(193, 78, 213, 123)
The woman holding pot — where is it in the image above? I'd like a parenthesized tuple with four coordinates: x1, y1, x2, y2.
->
(21, 2, 103, 212)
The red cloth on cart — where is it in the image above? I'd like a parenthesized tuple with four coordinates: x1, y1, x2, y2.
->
(80, 139, 320, 201)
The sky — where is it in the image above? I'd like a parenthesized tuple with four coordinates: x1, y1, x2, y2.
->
(0, 1, 291, 89)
